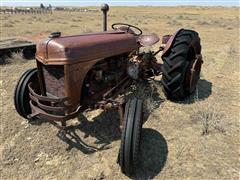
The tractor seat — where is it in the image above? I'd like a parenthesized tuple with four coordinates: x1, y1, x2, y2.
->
(137, 33, 160, 46)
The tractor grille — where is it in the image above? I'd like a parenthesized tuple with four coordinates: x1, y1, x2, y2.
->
(42, 65, 65, 97)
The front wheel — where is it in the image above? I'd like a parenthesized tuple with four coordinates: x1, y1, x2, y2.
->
(14, 68, 38, 119)
(119, 98, 143, 177)
(161, 29, 202, 100)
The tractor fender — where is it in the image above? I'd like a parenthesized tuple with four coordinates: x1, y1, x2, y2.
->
(162, 28, 183, 57)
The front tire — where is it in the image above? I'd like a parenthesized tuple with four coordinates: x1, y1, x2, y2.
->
(119, 98, 143, 177)
(161, 29, 202, 100)
(14, 68, 38, 119)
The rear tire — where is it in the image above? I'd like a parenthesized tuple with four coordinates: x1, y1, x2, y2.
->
(119, 98, 143, 177)
(14, 68, 38, 119)
(161, 29, 202, 100)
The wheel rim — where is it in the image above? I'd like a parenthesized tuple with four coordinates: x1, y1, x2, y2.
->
(185, 47, 203, 94)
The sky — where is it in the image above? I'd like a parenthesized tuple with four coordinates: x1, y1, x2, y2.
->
(0, 0, 239, 7)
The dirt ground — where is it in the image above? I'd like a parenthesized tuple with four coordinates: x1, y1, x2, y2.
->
(0, 6, 239, 179)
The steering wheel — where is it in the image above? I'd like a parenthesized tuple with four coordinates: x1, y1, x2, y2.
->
(112, 23, 142, 36)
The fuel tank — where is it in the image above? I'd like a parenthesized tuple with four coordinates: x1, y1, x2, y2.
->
(36, 31, 140, 65)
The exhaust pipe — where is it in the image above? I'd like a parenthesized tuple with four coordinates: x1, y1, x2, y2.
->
(101, 3, 109, 31)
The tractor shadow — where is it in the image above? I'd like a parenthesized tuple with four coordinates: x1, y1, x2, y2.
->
(57, 117, 168, 179)
(185, 79, 212, 103)
(57, 109, 121, 154)
(134, 128, 168, 179)
(174, 79, 212, 104)
(56, 80, 163, 154)
(30, 79, 168, 177)
(196, 79, 212, 100)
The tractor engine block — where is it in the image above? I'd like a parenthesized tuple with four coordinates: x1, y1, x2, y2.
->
(81, 55, 128, 106)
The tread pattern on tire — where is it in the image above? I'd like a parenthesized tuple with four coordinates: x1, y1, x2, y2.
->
(124, 98, 137, 175)
(161, 29, 201, 100)
(14, 68, 38, 119)
(118, 98, 143, 177)
(119, 100, 130, 172)
(131, 99, 143, 170)
(14, 69, 32, 117)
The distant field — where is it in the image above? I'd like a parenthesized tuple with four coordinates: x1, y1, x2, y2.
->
(0, 6, 239, 179)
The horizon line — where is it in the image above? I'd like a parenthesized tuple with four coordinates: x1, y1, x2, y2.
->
(1, 0, 239, 7)
(1, 5, 239, 7)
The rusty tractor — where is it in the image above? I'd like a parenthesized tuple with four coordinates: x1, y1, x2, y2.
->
(14, 4, 202, 176)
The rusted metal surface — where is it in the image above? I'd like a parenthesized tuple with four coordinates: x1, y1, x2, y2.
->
(64, 60, 99, 112)
(137, 34, 160, 46)
(29, 100, 80, 121)
(42, 65, 65, 97)
(79, 56, 129, 108)
(185, 54, 203, 93)
(28, 82, 81, 122)
(36, 61, 47, 96)
(31, 52, 132, 124)
(36, 31, 140, 65)
(103, 76, 131, 99)
(17, 3, 202, 135)
(34, 30, 140, 113)
(162, 35, 172, 44)
(162, 28, 183, 56)
(28, 82, 68, 103)
(29, 28, 188, 130)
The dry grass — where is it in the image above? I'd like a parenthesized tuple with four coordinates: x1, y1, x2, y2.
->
(192, 101, 226, 135)
(0, 6, 239, 180)
(0, 52, 28, 65)
(7, 52, 28, 64)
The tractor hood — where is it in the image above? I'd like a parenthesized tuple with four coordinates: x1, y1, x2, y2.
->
(36, 31, 140, 65)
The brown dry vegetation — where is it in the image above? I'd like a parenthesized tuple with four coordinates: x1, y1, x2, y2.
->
(0, 6, 239, 179)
